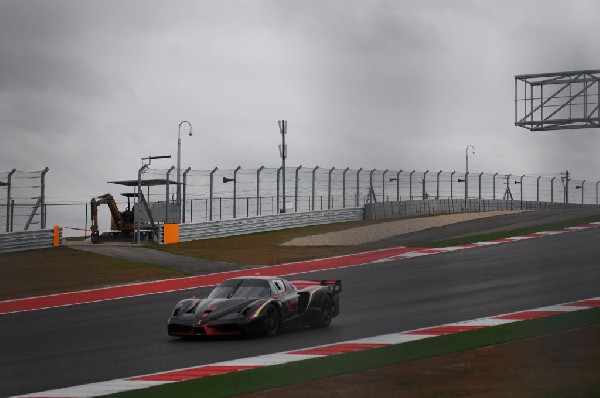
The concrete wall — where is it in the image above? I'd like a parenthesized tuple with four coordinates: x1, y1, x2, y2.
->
(172, 208, 364, 243)
(364, 199, 597, 220)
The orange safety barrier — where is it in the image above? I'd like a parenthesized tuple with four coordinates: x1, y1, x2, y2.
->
(163, 224, 180, 245)
(53, 226, 60, 247)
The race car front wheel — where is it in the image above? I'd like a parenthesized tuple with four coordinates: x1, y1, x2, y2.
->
(263, 305, 280, 337)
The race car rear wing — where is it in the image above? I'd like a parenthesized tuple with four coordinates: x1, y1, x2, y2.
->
(291, 279, 342, 294)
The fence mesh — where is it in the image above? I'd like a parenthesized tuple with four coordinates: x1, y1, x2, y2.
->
(175, 167, 599, 224)
(4, 166, 597, 237)
(0, 169, 49, 233)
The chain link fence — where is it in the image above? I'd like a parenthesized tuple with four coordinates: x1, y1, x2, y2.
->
(169, 166, 597, 223)
(5, 166, 597, 238)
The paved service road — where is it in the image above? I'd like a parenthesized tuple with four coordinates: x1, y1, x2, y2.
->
(1, 227, 599, 397)
(66, 243, 241, 274)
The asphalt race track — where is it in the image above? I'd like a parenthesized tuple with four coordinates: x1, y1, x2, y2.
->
(2, 228, 599, 397)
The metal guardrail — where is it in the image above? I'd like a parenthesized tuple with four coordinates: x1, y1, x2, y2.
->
(168, 208, 364, 243)
(0, 228, 60, 253)
(364, 199, 599, 220)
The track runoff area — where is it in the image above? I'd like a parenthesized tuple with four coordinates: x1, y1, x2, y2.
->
(7, 221, 600, 397)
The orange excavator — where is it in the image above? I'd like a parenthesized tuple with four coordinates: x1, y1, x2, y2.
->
(90, 193, 135, 243)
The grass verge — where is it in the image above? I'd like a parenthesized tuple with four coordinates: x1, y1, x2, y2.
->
(0, 246, 187, 300)
(111, 307, 600, 398)
(153, 220, 387, 266)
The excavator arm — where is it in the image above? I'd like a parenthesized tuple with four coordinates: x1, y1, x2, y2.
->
(90, 193, 126, 243)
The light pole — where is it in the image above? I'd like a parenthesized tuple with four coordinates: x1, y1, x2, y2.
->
(278, 120, 287, 213)
(136, 164, 149, 244)
(465, 145, 475, 200)
(177, 121, 192, 222)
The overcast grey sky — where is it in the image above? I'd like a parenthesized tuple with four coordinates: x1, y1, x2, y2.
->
(1, 0, 599, 204)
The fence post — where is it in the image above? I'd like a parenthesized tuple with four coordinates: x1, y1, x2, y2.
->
(10, 200, 14, 232)
(256, 166, 264, 216)
(396, 170, 402, 201)
(382, 169, 388, 203)
(536, 176, 541, 202)
(233, 166, 241, 218)
(551, 176, 555, 203)
(342, 167, 349, 208)
(165, 166, 175, 223)
(493, 173, 498, 200)
(294, 165, 302, 212)
(369, 169, 376, 203)
(356, 168, 362, 207)
(409, 170, 415, 200)
(209, 167, 218, 221)
(182, 167, 191, 223)
(450, 171, 455, 200)
(40, 167, 49, 229)
(478, 172, 483, 200)
(328, 167, 335, 209)
(565, 171, 570, 204)
(580, 180, 585, 205)
(5, 169, 15, 232)
(436, 170, 442, 199)
(422, 170, 429, 199)
(520, 175, 525, 209)
(312, 166, 319, 211)
(596, 180, 599, 205)
(276, 166, 281, 215)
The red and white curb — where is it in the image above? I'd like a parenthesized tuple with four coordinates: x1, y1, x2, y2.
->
(2, 221, 599, 316)
(15, 297, 600, 398)
(372, 222, 600, 263)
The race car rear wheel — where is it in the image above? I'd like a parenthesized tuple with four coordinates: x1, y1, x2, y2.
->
(263, 305, 280, 337)
(315, 295, 333, 327)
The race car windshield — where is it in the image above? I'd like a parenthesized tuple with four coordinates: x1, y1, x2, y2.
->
(208, 279, 271, 299)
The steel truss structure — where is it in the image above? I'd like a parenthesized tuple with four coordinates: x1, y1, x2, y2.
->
(515, 69, 600, 131)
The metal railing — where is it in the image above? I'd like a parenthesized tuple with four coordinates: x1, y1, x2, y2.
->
(0, 228, 60, 253)
(167, 208, 364, 243)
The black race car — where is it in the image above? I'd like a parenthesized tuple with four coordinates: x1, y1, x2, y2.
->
(168, 276, 341, 337)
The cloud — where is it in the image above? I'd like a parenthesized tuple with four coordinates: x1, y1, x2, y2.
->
(0, 0, 599, 233)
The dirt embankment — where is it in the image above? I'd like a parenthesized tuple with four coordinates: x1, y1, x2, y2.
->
(283, 211, 524, 246)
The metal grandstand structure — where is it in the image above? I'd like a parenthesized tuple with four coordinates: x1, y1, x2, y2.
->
(515, 69, 600, 131)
